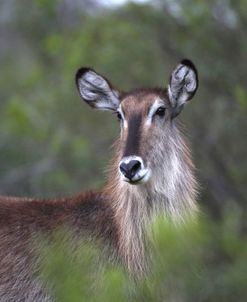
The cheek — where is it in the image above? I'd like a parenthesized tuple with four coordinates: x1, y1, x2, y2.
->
(139, 126, 155, 156)
(142, 125, 164, 158)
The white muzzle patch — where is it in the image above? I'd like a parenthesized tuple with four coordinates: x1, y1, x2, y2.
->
(119, 156, 151, 184)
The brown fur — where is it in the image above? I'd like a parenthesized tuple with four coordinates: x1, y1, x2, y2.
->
(0, 192, 118, 301)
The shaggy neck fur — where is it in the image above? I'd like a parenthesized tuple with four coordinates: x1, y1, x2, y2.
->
(106, 123, 198, 275)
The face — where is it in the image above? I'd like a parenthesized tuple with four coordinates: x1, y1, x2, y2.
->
(76, 60, 198, 186)
(116, 90, 169, 184)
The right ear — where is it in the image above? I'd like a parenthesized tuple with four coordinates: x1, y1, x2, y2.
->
(75, 67, 120, 111)
(168, 59, 198, 118)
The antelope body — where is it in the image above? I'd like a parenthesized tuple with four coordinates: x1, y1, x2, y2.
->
(0, 60, 199, 301)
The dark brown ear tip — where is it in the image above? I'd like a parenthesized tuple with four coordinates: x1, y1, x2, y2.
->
(180, 59, 197, 73)
(75, 67, 93, 84)
(180, 59, 199, 88)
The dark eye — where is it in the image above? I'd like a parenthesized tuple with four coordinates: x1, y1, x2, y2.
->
(155, 107, 166, 117)
(116, 112, 122, 121)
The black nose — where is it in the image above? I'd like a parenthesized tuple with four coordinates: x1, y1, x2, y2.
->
(119, 160, 141, 180)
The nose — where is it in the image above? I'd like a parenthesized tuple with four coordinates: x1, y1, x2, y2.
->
(119, 159, 141, 180)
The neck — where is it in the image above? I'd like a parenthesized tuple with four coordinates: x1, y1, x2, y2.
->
(105, 132, 198, 274)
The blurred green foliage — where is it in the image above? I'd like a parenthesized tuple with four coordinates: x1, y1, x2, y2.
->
(0, 0, 246, 212)
(40, 212, 247, 301)
(1, 1, 246, 299)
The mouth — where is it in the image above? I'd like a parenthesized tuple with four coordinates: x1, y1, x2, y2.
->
(127, 175, 146, 185)
(122, 170, 150, 185)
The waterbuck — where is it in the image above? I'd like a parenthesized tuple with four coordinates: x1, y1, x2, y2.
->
(0, 59, 199, 301)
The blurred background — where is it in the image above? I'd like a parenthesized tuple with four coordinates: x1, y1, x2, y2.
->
(0, 0, 246, 218)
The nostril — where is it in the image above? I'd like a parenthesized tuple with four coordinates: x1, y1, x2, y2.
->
(119, 163, 128, 176)
(130, 161, 141, 177)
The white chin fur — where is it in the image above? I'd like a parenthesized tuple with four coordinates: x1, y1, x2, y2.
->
(121, 169, 151, 185)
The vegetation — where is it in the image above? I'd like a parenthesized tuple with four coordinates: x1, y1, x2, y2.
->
(0, 0, 246, 300)
(41, 212, 247, 301)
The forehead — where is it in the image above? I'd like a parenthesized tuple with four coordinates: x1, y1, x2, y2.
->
(120, 88, 168, 115)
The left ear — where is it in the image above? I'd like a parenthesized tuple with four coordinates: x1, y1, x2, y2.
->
(75, 67, 120, 111)
(168, 59, 198, 118)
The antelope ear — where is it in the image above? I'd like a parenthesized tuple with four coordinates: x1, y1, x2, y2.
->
(75, 67, 120, 111)
(168, 59, 198, 118)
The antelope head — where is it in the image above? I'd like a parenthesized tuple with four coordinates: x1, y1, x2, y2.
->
(75, 60, 198, 187)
